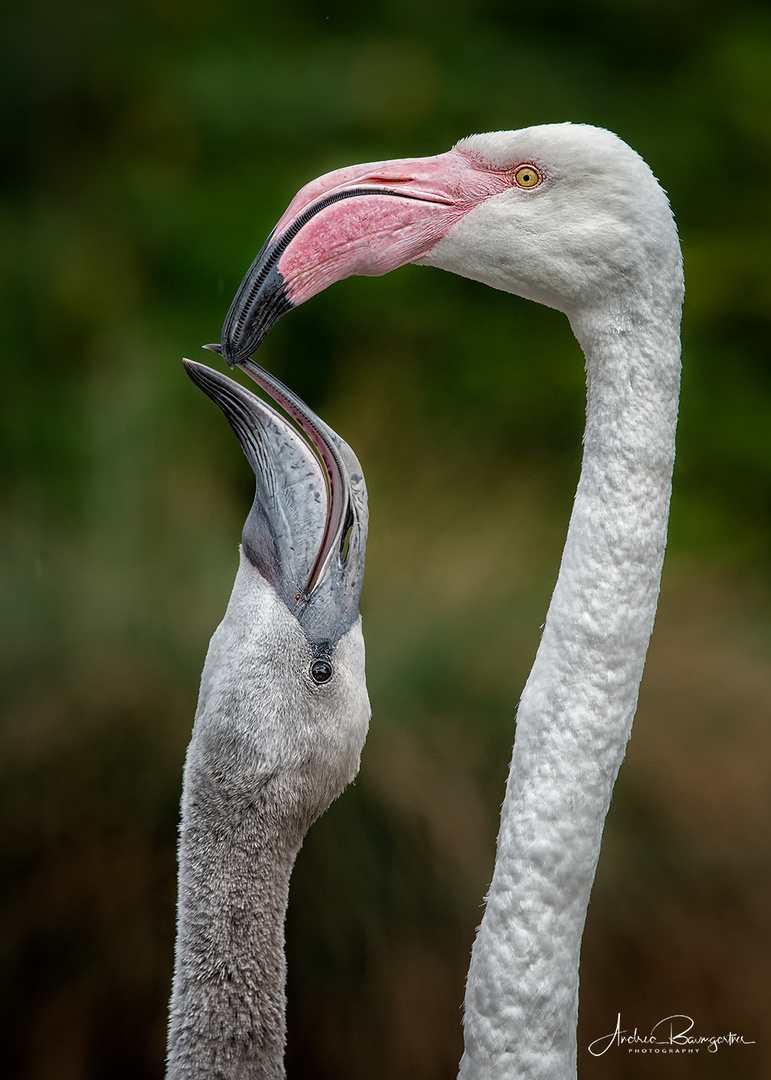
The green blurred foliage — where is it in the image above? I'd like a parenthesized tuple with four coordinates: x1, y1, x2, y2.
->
(1, 1, 770, 1078)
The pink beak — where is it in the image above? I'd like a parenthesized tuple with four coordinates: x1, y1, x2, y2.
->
(215, 148, 510, 365)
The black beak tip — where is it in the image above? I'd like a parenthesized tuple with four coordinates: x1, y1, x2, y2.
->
(204, 340, 243, 369)
(218, 262, 293, 368)
(205, 340, 252, 369)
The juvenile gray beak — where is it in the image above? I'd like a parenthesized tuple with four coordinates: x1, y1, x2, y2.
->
(184, 358, 367, 645)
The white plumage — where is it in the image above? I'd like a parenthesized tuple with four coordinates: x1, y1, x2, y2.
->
(178, 123, 683, 1079)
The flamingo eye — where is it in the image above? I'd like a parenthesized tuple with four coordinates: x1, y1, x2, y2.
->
(513, 165, 542, 189)
(310, 659, 334, 684)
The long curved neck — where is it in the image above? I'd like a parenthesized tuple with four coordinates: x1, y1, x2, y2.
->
(458, 293, 682, 1080)
(166, 749, 301, 1080)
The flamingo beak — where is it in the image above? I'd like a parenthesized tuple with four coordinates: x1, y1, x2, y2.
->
(184, 358, 368, 644)
(214, 148, 505, 365)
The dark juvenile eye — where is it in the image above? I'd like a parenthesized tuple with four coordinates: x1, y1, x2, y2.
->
(310, 659, 334, 684)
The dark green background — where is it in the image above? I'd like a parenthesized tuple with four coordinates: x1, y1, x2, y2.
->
(2, 1, 770, 1077)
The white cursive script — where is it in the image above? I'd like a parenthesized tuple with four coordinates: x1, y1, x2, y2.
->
(588, 1014, 756, 1057)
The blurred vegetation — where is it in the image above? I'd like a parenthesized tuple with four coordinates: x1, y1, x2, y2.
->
(2, 1, 770, 1077)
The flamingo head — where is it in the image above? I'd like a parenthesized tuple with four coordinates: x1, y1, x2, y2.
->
(215, 123, 682, 365)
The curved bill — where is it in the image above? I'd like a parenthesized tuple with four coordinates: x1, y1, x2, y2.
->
(184, 358, 367, 644)
(215, 147, 510, 364)
(237, 356, 357, 601)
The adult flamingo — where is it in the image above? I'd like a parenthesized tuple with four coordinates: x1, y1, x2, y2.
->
(210, 123, 684, 1079)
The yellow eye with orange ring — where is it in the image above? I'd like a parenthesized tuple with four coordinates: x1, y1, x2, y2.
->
(513, 165, 542, 189)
